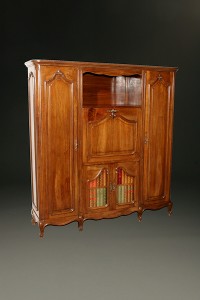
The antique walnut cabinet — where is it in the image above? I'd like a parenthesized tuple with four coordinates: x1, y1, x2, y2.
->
(25, 60, 178, 237)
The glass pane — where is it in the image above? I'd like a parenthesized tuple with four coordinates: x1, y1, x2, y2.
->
(116, 168, 134, 204)
(88, 169, 108, 208)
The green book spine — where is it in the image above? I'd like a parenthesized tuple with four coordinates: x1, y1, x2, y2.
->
(117, 186, 121, 204)
(127, 176, 131, 203)
(127, 184, 131, 203)
(117, 186, 119, 204)
(103, 188, 107, 205)
(96, 188, 100, 207)
(130, 185, 133, 202)
(124, 185, 127, 203)
(99, 188, 103, 206)
(130, 177, 134, 202)
(121, 185, 125, 203)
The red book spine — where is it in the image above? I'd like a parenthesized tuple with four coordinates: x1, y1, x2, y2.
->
(89, 179, 98, 207)
(117, 168, 122, 184)
(93, 178, 97, 188)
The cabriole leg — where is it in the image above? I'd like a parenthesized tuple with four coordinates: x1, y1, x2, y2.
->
(78, 218, 84, 231)
(137, 207, 143, 222)
(137, 212, 142, 222)
(168, 202, 173, 216)
(39, 222, 45, 238)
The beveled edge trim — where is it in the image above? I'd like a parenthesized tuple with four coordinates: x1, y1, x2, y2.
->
(24, 59, 178, 71)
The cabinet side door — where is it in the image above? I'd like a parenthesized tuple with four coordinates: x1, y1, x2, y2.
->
(42, 67, 78, 218)
(143, 71, 175, 205)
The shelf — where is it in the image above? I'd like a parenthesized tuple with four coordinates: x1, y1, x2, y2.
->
(83, 73, 142, 107)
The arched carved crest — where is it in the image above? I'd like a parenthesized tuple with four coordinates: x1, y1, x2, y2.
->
(151, 73, 170, 88)
(45, 70, 73, 85)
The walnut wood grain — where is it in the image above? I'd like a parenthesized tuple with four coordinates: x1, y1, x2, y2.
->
(25, 60, 178, 237)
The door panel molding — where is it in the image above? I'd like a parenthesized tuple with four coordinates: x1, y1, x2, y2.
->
(83, 108, 142, 162)
(143, 71, 174, 203)
(44, 70, 75, 216)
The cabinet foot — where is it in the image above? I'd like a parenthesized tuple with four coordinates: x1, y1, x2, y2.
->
(39, 222, 45, 238)
(168, 202, 173, 216)
(137, 207, 143, 222)
(137, 212, 142, 222)
(78, 218, 84, 231)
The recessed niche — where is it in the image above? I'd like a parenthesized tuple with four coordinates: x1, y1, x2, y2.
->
(83, 73, 142, 107)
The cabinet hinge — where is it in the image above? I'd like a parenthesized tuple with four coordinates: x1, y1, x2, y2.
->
(109, 183, 116, 191)
(74, 141, 78, 151)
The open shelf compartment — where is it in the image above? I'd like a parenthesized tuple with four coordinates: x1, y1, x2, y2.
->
(83, 72, 142, 107)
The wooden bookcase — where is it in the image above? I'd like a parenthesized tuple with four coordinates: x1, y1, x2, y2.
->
(25, 60, 178, 237)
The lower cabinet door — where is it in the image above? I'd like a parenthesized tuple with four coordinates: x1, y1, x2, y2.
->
(82, 164, 113, 213)
(113, 162, 139, 210)
(82, 162, 139, 216)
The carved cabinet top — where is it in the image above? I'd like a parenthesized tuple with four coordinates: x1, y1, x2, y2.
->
(25, 59, 178, 72)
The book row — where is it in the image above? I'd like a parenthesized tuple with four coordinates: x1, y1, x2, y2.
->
(89, 187, 107, 208)
(88, 169, 107, 208)
(117, 184, 134, 204)
(117, 168, 134, 185)
(88, 168, 134, 207)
